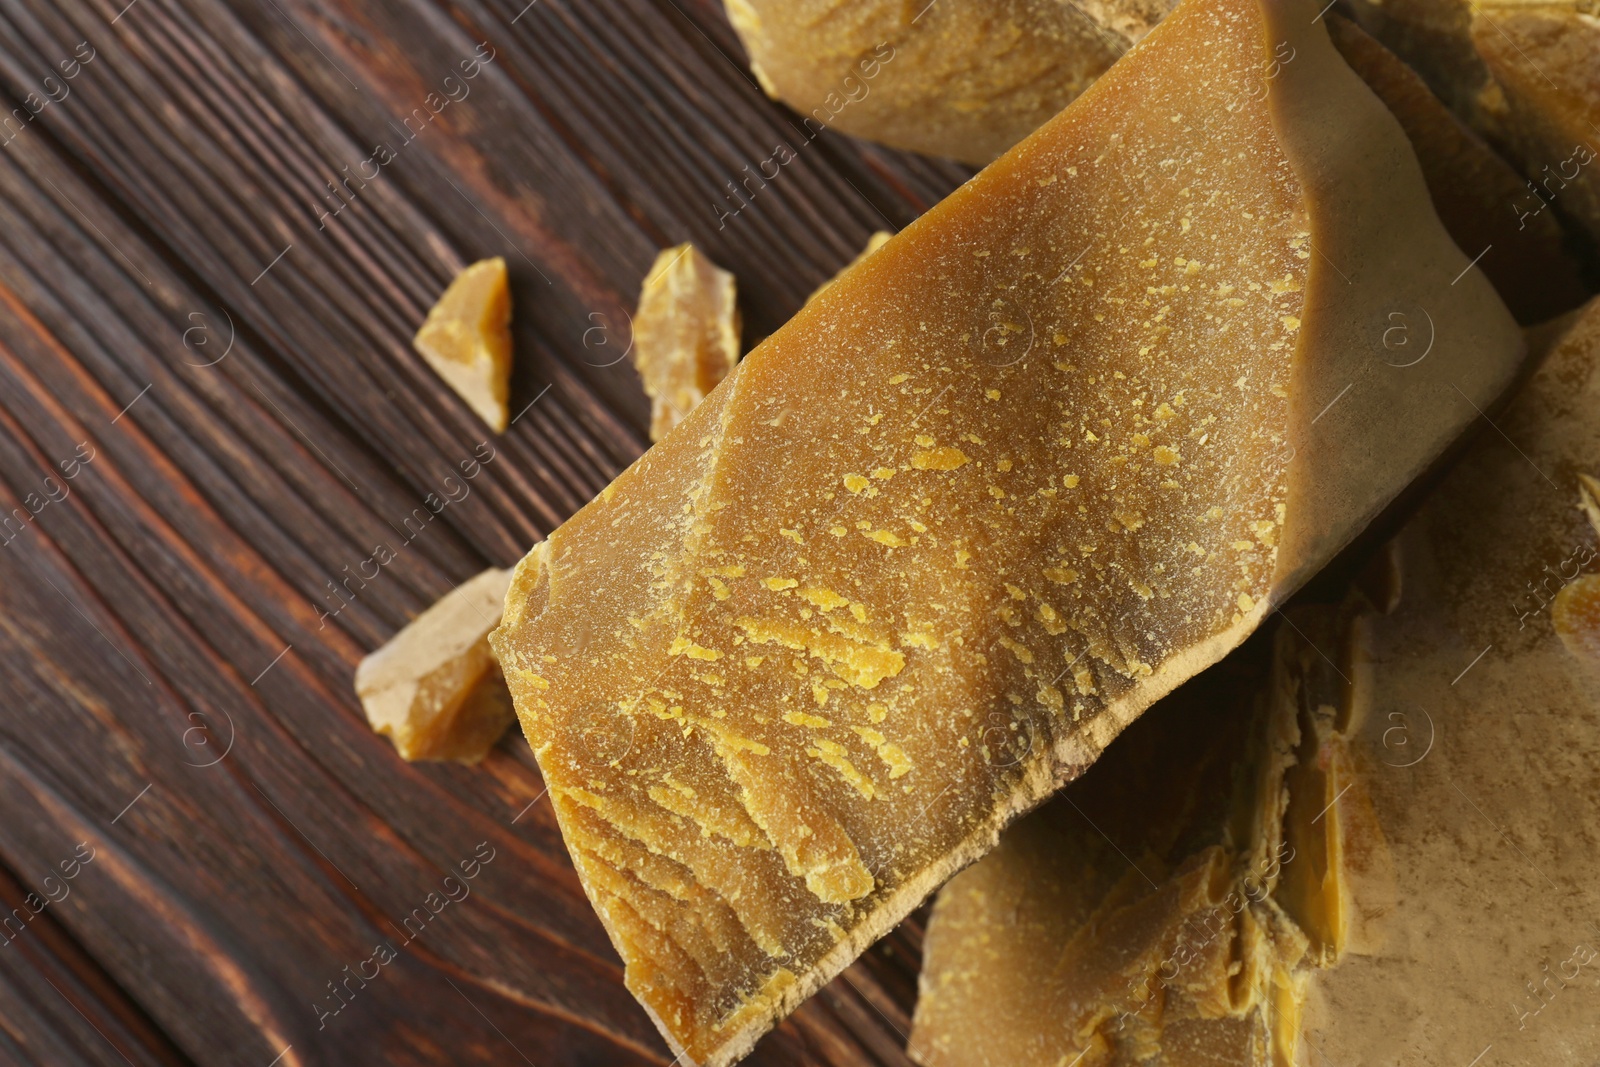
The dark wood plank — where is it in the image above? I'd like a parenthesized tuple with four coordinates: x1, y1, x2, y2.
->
(0, 854, 193, 1067)
(0, 0, 963, 1063)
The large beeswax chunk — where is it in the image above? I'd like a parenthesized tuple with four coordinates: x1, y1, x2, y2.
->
(491, 0, 1523, 1061)
(911, 297, 1600, 1066)
(413, 258, 513, 433)
(632, 244, 741, 443)
(356, 565, 518, 763)
(808, 231, 892, 303)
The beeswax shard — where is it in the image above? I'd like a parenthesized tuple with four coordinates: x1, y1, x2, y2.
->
(1346, 0, 1600, 247)
(1558, 472, 1600, 658)
(491, 0, 1523, 1060)
(356, 565, 518, 762)
(633, 244, 741, 443)
(911, 297, 1600, 1067)
(413, 258, 513, 433)
(725, 0, 1165, 166)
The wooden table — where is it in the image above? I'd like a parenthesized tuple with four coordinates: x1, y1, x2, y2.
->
(0, 2, 971, 1063)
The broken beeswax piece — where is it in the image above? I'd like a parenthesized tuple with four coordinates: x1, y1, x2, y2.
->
(1285, 299, 1600, 1064)
(1322, 14, 1590, 324)
(491, 0, 1524, 1060)
(912, 626, 1306, 1067)
(808, 231, 892, 303)
(1346, 0, 1600, 247)
(1471, 6, 1600, 246)
(356, 564, 519, 763)
(732, 0, 1588, 320)
(724, 0, 1166, 165)
(413, 257, 513, 433)
(911, 297, 1600, 1066)
(1557, 470, 1600, 660)
(632, 244, 741, 443)
(1555, 572, 1600, 660)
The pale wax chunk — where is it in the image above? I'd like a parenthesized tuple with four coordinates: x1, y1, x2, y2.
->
(356, 565, 518, 763)
(413, 257, 513, 433)
(1285, 299, 1600, 1066)
(492, 0, 1524, 1060)
(632, 244, 740, 443)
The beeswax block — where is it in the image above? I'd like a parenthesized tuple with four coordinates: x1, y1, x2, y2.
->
(493, 0, 1523, 1059)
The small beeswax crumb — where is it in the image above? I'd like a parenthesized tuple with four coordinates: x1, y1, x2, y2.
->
(633, 243, 741, 443)
(356, 564, 518, 762)
(1580, 473, 1600, 538)
(413, 258, 513, 433)
(911, 447, 970, 471)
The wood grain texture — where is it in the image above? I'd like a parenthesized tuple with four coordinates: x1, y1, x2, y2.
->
(0, 0, 968, 1063)
(0, 854, 194, 1067)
